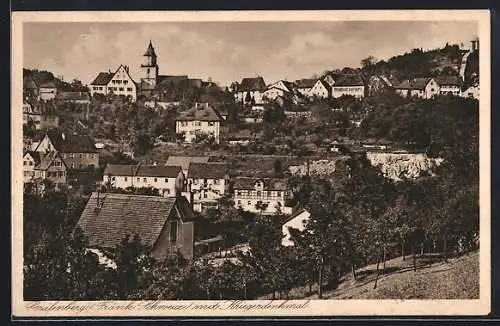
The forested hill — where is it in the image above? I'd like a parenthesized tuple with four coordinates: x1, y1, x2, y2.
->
(326, 43, 478, 85)
(23, 68, 88, 92)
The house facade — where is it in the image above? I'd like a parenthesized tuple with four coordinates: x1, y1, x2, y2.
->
(309, 79, 331, 99)
(39, 81, 58, 101)
(23, 151, 67, 188)
(461, 85, 479, 99)
(295, 79, 317, 98)
(34, 130, 99, 170)
(90, 65, 137, 101)
(281, 208, 311, 247)
(103, 164, 185, 197)
(175, 103, 223, 144)
(394, 77, 440, 99)
(435, 75, 462, 96)
(76, 193, 196, 260)
(331, 75, 365, 98)
(186, 162, 229, 212)
(233, 177, 293, 215)
(234, 77, 267, 105)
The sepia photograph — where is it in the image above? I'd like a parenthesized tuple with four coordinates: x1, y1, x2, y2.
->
(11, 10, 490, 317)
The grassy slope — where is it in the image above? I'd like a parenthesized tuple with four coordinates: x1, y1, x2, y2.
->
(259, 251, 479, 300)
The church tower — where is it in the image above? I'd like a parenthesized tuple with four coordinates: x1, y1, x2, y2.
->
(140, 40, 159, 88)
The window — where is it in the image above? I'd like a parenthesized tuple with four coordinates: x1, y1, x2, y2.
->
(247, 201, 251, 206)
(143, 178, 147, 182)
(204, 192, 208, 199)
(208, 122, 215, 126)
(137, 178, 140, 182)
(195, 121, 201, 127)
(214, 179, 219, 185)
(119, 87, 124, 91)
(237, 200, 241, 205)
(70, 153, 74, 158)
(165, 188, 170, 195)
(257, 191, 261, 197)
(154, 178, 157, 182)
(29, 161, 33, 166)
(169, 221, 178, 243)
(165, 178, 169, 182)
(23, 161, 27, 166)
(127, 88, 132, 91)
(124, 177, 128, 182)
(124, 80, 128, 85)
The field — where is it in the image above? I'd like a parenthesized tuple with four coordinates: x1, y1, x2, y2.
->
(258, 251, 480, 300)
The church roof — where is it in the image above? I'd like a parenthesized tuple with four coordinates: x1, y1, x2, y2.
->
(144, 41, 157, 57)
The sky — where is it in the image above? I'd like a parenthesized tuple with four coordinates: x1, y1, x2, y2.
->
(23, 21, 478, 87)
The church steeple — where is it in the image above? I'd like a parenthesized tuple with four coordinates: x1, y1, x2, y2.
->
(144, 40, 156, 57)
(140, 40, 159, 88)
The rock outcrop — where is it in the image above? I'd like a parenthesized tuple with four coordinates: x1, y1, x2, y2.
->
(366, 152, 444, 181)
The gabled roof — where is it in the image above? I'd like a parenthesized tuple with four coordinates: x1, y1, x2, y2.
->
(238, 77, 267, 92)
(268, 80, 296, 93)
(39, 81, 57, 89)
(144, 40, 156, 57)
(76, 193, 195, 250)
(23, 151, 41, 165)
(233, 177, 289, 191)
(281, 208, 310, 225)
(435, 75, 462, 87)
(91, 72, 114, 86)
(136, 165, 182, 178)
(24, 151, 66, 170)
(188, 162, 228, 179)
(333, 74, 365, 87)
(165, 156, 210, 172)
(296, 79, 317, 89)
(43, 130, 98, 153)
(313, 79, 331, 91)
(103, 164, 140, 176)
(23, 76, 39, 89)
(103, 164, 182, 178)
(394, 77, 432, 90)
(177, 103, 224, 122)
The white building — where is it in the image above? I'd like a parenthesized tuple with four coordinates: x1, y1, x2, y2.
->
(233, 177, 293, 215)
(309, 79, 331, 99)
(102, 164, 185, 197)
(263, 80, 296, 102)
(394, 77, 440, 99)
(90, 65, 137, 102)
(281, 208, 311, 247)
(234, 77, 267, 105)
(175, 103, 224, 144)
(461, 85, 479, 99)
(186, 162, 229, 212)
(295, 79, 317, 97)
(435, 75, 462, 96)
(331, 75, 365, 98)
(38, 81, 58, 101)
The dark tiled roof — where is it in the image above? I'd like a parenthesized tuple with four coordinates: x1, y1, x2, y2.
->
(177, 104, 223, 122)
(45, 130, 98, 153)
(136, 165, 182, 178)
(394, 77, 431, 90)
(165, 156, 210, 172)
(104, 164, 182, 178)
(39, 81, 57, 89)
(91, 72, 113, 86)
(157, 75, 189, 87)
(435, 75, 462, 87)
(333, 74, 365, 87)
(233, 177, 289, 191)
(144, 41, 156, 56)
(23, 76, 38, 89)
(188, 162, 228, 179)
(296, 79, 317, 89)
(24, 151, 41, 165)
(239, 77, 267, 92)
(76, 193, 195, 250)
(187, 79, 203, 88)
(281, 208, 310, 225)
(103, 164, 139, 176)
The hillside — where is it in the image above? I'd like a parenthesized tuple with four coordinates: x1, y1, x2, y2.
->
(259, 252, 479, 300)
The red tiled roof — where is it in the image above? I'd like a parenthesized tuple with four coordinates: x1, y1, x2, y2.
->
(76, 193, 195, 250)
